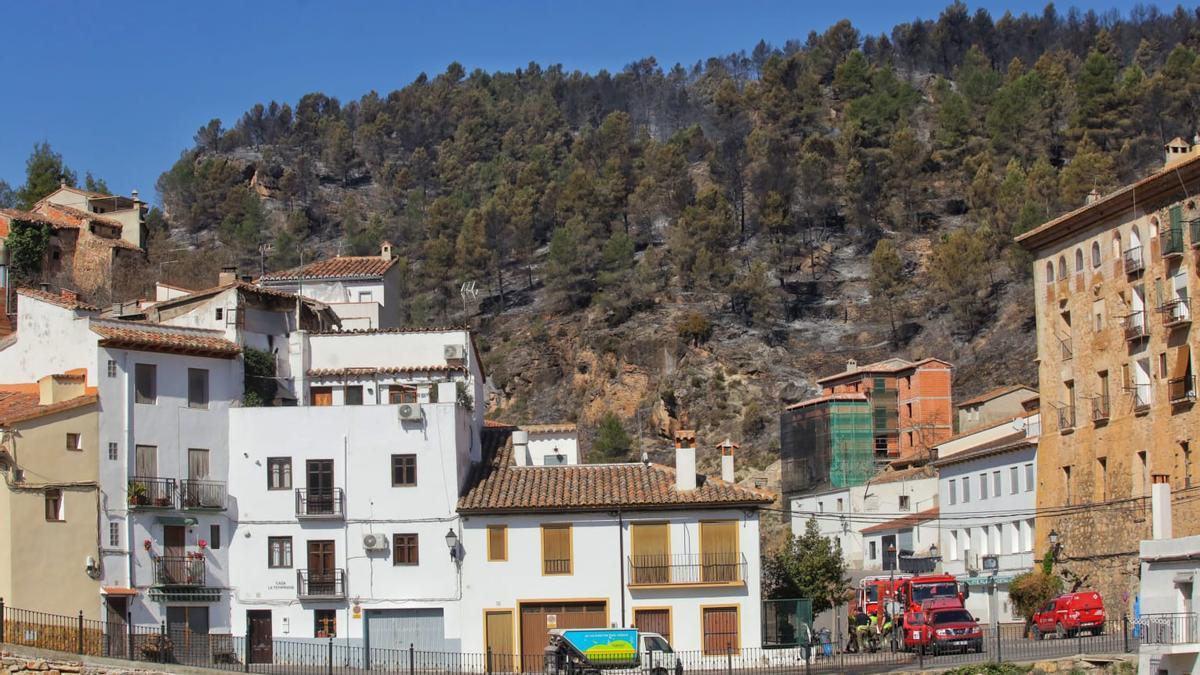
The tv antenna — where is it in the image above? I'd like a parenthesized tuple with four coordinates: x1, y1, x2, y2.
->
(460, 281, 479, 320)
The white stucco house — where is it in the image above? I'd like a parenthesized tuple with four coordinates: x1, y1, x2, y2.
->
(257, 243, 403, 330)
(932, 413, 1039, 625)
(456, 429, 773, 663)
(1137, 480, 1200, 674)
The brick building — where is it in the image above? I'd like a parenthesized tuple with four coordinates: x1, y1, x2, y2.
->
(1016, 139, 1200, 614)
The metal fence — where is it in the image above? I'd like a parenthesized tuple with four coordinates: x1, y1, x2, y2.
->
(0, 600, 1150, 675)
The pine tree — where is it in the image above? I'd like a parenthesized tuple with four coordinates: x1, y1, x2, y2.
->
(869, 239, 908, 342)
(18, 142, 76, 209)
(591, 412, 632, 463)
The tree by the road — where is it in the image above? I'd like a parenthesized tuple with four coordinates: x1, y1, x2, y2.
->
(763, 517, 849, 614)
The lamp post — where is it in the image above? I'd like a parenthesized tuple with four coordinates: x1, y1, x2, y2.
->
(444, 528, 459, 562)
(1048, 529, 1061, 561)
(887, 544, 898, 651)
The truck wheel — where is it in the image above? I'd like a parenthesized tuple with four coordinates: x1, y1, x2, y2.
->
(1032, 626, 1043, 641)
(1055, 623, 1066, 640)
(651, 668, 667, 675)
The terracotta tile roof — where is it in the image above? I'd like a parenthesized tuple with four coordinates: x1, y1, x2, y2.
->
(955, 384, 1036, 409)
(485, 419, 515, 428)
(0, 390, 98, 425)
(458, 431, 774, 514)
(785, 392, 868, 410)
(871, 465, 938, 485)
(816, 357, 953, 384)
(16, 287, 100, 312)
(54, 185, 118, 200)
(259, 255, 397, 282)
(100, 586, 138, 597)
(311, 325, 469, 336)
(150, 281, 328, 311)
(92, 236, 141, 251)
(861, 507, 940, 535)
(90, 320, 240, 358)
(307, 365, 462, 377)
(0, 208, 80, 230)
(522, 423, 577, 434)
(40, 203, 124, 230)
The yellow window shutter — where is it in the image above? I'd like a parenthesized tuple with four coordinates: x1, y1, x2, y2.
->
(487, 525, 507, 561)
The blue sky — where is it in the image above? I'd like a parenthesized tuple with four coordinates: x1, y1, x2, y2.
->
(0, 1, 1150, 204)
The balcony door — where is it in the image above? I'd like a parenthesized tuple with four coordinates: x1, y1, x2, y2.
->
(308, 540, 336, 594)
(630, 522, 670, 584)
(163, 525, 186, 583)
(700, 521, 738, 583)
(306, 460, 334, 514)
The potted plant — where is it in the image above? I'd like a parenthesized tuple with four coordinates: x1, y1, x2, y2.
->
(154, 493, 172, 507)
(128, 481, 148, 506)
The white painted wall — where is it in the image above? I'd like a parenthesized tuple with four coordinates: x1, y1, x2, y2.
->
(1139, 535, 1200, 674)
(459, 508, 763, 654)
(515, 430, 579, 466)
(0, 295, 98, 384)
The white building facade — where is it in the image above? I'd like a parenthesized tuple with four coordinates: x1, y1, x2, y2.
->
(1138, 483, 1200, 675)
(257, 244, 403, 330)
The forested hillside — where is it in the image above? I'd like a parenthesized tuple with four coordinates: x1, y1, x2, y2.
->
(139, 3, 1200, 471)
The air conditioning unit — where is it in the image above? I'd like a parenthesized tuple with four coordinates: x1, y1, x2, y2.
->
(444, 344, 466, 360)
(397, 403, 423, 421)
(362, 533, 388, 551)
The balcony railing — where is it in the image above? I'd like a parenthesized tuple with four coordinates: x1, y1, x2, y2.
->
(1162, 228, 1186, 257)
(1169, 375, 1196, 404)
(128, 477, 176, 509)
(154, 556, 207, 587)
(295, 488, 344, 519)
(1056, 405, 1076, 431)
(1092, 395, 1110, 422)
(1133, 386, 1152, 411)
(1123, 246, 1145, 274)
(543, 559, 572, 575)
(1136, 612, 1199, 645)
(179, 480, 227, 510)
(627, 553, 748, 587)
(1123, 311, 1148, 341)
(1191, 218, 1200, 248)
(1161, 298, 1191, 327)
(296, 569, 346, 600)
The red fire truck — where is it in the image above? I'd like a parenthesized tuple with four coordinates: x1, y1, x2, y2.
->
(855, 575, 911, 617)
(895, 573, 967, 614)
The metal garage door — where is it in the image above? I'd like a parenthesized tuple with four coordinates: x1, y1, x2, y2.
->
(366, 608, 453, 653)
(520, 602, 606, 672)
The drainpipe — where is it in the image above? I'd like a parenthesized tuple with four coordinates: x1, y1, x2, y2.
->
(618, 507, 626, 628)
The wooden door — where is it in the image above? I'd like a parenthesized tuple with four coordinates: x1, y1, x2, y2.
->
(484, 610, 514, 673)
(307, 540, 335, 594)
(163, 525, 186, 584)
(702, 606, 739, 655)
(105, 597, 128, 658)
(306, 460, 334, 514)
(700, 521, 738, 582)
(519, 602, 605, 672)
(310, 387, 333, 406)
(247, 610, 273, 664)
(630, 523, 670, 584)
(633, 608, 671, 643)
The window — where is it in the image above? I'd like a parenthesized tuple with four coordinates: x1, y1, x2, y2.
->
(344, 386, 363, 406)
(134, 364, 156, 404)
(109, 522, 120, 547)
(268, 537, 293, 568)
(1010, 466, 1019, 494)
(388, 386, 418, 404)
(1022, 519, 1034, 552)
(108, 442, 118, 461)
(1046, 261, 1055, 284)
(1010, 522, 1020, 554)
(210, 524, 221, 550)
(134, 445, 157, 477)
(1075, 248, 1084, 274)
(963, 477, 971, 502)
(66, 433, 81, 451)
(1058, 255, 1068, 279)
(817, 502, 824, 513)
(993, 470, 1001, 498)
(1091, 241, 1102, 268)
(310, 386, 333, 406)
(314, 610, 337, 638)
(1136, 451, 1149, 497)
(1093, 299, 1105, 331)
(898, 495, 911, 511)
(541, 524, 572, 575)
(45, 489, 63, 521)
(487, 525, 507, 561)
(1062, 466, 1073, 505)
(948, 530, 958, 561)
(358, 291, 373, 303)
(391, 454, 417, 486)
(1025, 464, 1034, 491)
(1096, 457, 1108, 500)
(980, 473, 988, 500)
(106, 359, 117, 378)
(630, 522, 670, 584)
(702, 606, 740, 654)
(542, 454, 567, 465)
(392, 533, 419, 565)
(188, 368, 209, 409)
(836, 498, 844, 511)
(267, 458, 292, 490)
(948, 479, 957, 505)
(868, 541, 877, 559)
(215, 308, 223, 321)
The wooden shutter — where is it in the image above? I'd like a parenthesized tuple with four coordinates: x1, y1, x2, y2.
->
(135, 445, 157, 477)
(310, 387, 333, 406)
(700, 521, 739, 583)
(1172, 344, 1193, 380)
(541, 524, 571, 574)
(630, 523, 670, 584)
(487, 525, 507, 561)
(702, 606, 739, 654)
(188, 449, 210, 480)
(633, 608, 671, 643)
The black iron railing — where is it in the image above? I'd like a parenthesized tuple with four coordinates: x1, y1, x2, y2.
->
(1124, 246, 1145, 274)
(1136, 612, 1199, 645)
(154, 556, 206, 587)
(1123, 311, 1148, 340)
(1162, 228, 1185, 257)
(179, 480, 226, 510)
(296, 569, 346, 600)
(128, 477, 176, 509)
(295, 488, 344, 519)
(1092, 395, 1110, 422)
(1161, 298, 1191, 326)
(1192, 218, 1200, 248)
(1057, 405, 1076, 431)
(1169, 376, 1196, 404)
(627, 553, 747, 586)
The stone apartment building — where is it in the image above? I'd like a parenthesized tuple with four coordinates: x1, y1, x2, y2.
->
(1016, 138, 1200, 613)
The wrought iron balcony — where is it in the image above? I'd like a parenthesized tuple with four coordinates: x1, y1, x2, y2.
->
(1169, 376, 1196, 404)
(1123, 246, 1145, 274)
(154, 556, 206, 587)
(1122, 311, 1148, 341)
(295, 488, 344, 519)
(1162, 228, 1186, 257)
(1091, 395, 1110, 422)
(1136, 613, 1199, 645)
(128, 477, 176, 509)
(297, 569, 346, 600)
(627, 552, 748, 587)
(1192, 219, 1200, 248)
(179, 480, 226, 510)
(1161, 298, 1191, 328)
(1056, 405, 1076, 431)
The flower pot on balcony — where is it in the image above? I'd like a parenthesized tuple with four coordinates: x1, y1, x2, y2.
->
(154, 496, 171, 507)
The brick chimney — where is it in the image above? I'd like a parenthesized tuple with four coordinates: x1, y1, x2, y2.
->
(218, 266, 238, 286)
(674, 430, 697, 491)
(717, 438, 738, 483)
(1152, 474, 1173, 540)
(381, 241, 396, 261)
(60, 289, 78, 304)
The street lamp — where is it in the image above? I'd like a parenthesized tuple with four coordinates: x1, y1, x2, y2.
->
(928, 542, 939, 560)
(445, 528, 459, 562)
(1048, 529, 1062, 561)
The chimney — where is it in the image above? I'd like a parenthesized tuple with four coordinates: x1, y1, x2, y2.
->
(60, 289, 78, 304)
(130, 189, 139, 202)
(846, 358, 858, 373)
(717, 438, 738, 483)
(38, 373, 84, 405)
(1152, 474, 1173, 540)
(1164, 137, 1192, 168)
(512, 429, 530, 467)
(674, 430, 697, 491)
(218, 266, 238, 286)
(1085, 188, 1101, 205)
(380, 241, 395, 261)
(39, 282, 50, 292)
